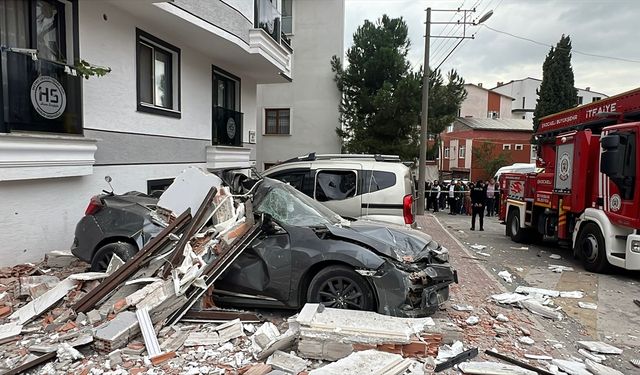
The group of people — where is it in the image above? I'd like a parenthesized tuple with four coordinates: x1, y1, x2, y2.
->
(423, 179, 500, 231)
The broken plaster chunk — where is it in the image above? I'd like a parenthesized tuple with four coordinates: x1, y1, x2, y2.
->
(578, 348, 605, 363)
(266, 350, 309, 374)
(491, 292, 531, 305)
(466, 316, 480, 325)
(549, 254, 562, 260)
(308, 349, 412, 375)
(497, 271, 513, 283)
(157, 166, 222, 217)
(458, 361, 537, 375)
(435, 341, 464, 363)
(548, 265, 574, 273)
(552, 359, 591, 375)
(495, 314, 509, 322)
(585, 359, 625, 375)
(520, 300, 563, 321)
(578, 302, 598, 310)
(524, 353, 553, 360)
(470, 244, 486, 250)
(86, 309, 102, 325)
(253, 322, 281, 350)
(184, 331, 220, 347)
(576, 341, 623, 354)
(452, 304, 474, 312)
(45, 251, 76, 268)
(57, 342, 84, 362)
(518, 336, 535, 345)
(559, 291, 584, 299)
(515, 286, 560, 298)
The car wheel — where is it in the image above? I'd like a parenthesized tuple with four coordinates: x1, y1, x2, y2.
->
(307, 266, 375, 311)
(507, 208, 526, 243)
(91, 242, 137, 272)
(575, 223, 610, 273)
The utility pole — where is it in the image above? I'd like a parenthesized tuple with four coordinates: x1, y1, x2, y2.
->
(417, 8, 431, 215)
(416, 7, 493, 216)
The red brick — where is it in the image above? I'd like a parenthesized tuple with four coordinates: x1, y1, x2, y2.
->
(150, 351, 176, 366)
(0, 306, 11, 318)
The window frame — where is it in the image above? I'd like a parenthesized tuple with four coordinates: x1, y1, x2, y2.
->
(264, 108, 291, 135)
(314, 169, 358, 202)
(515, 144, 524, 151)
(135, 28, 181, 118)
(444, 147, 450, 158)
(459, 146, 465, 159)
(503, 144, 511, 151)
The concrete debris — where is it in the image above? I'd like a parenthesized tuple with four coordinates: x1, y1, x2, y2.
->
(548, 265, 574, 273)
(466, 316, 480, 325)
(497, 271, 513, 283)
(477, 252, 491, 257)
(585, 359, 625, 375)
(552, 358, 591, 375)
(630, 359, 640, 368)
(510, 247, 529, 250)
(0, 322, 23, 340)
(549, 254, 562, 260)
(105, 254, 125, 275)
(520, 300, 563, 321)
(136, 307, 162, 357)
(452, 304, 474, 311)
(470, 244, 487, 250)
(256, 325, 299, 360)
(491, 293, 531, 305)
(44, 251, 77, 268)
(86, 309, 102, 324)
(435, 340, 464, 363)
(18, 275, 60, 298)
(184, 331, 220, 347)
(10, 277, 77, 324)
(576, 341, 623, 354)
(515, 267, 524, 272)
(457, 361, 537, 375)
(518, 336, 535, 345)
(559, 291, 584, 299)
(253, 322, 281, 350)
(68, 272, 108, 281)
(524, 353, 553, 360)
(93, 310, 140, 352)
(495, 314, 509, 322)
(578, 348, 605, 363)
(57, 342, 84, 362)
(577, 301, 597, 310)
(157, 166, 222, 220)
(514, 286, 560, 298)
(215, 318, 244, 342)
(266, 350, 309, 374)
(308, 349, 413, 375)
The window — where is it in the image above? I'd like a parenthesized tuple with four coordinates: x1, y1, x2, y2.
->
(459, 146, 465, 158)
(212, 67, 242, 146)
(522, 97, 525, 109)
(578, 96, 583, 105)
(214, 68, 240, 111)
(147, 178, 174, 197)
(361, 171, 396, 194)
(265, 108, 290, 135)
(264, 163, 277, 170)
(522, 115, 526, 119)
(503, 144, 511, 150)
(444, 147, 450, 158)
(282, 0, 293, 34)
(136, 29, 181, 117)
(531, 145, 538, 160)
(269, 169, 314, 197)
(447, 124, 454, 133)
(592, 96, 602, 102)
(488, 111, 499, 119)
(315, 170, 357, 202)
(515, 144, 524, 151)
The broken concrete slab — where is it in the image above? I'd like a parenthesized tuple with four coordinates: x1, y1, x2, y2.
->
(266, 350, 309, 374)
(578, 301, 597, 310)
(253, 322, 281, 350)
(309, 349, 414, 375)
(497, 270, 513, 283)
(10, 278, 77, 324)
(106, 254, 125, 275)
(93, 311, 140, 352)
(585, 359, 624, 375)
(515, 286, 560, 297)
(256, 326, 299, 360)
(45, 251, 76, 268)
(157, 166, 222, 219)
(458, 361, 537, 375)
(491, 293, 531, 304)
(86, 309, 102, 325)
(297, 338, 353, 362)
(552, 359, 591, 375)
(520, 300, 563, 321)
(0, 322, 22, 340)
(578, 348, 605, 363)
(576, 341, 623, 354)
(18, 275, 59, 298)
(68, 272, 108, 281)
(184, 331, 220, 347)
(215, 318, 244, 343)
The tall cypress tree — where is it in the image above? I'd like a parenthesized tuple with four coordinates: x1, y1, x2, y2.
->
(533, 35, 578, 136)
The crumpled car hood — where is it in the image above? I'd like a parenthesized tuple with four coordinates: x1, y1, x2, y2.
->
(325, 221, 442, 262)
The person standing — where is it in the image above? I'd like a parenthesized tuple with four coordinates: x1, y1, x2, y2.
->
(425, 181, 432, 211)
(455, 180, 464, 214)
(486, 178, 496, 216)
(448, 181, 456, 215)
(494, 181, 501, 217)
(470, 179, 486, 231)
(431, 180, 440, 213)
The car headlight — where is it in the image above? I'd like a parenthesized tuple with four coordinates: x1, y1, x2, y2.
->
(631, 240, 640, 254)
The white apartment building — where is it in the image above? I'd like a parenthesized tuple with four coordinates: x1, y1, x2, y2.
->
(0, 0, 293, 265)
(256, 0, 344, 170)
(492, 77, 608, 121)
(459, 83, 514, 120)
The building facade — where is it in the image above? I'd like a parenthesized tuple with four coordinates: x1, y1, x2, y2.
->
(491, 77, 608, 121)
(256, 0, 344, 170)
(439, 118, 534, 181)
(0, 0, 293, 265)
(459, 83, 514, 120)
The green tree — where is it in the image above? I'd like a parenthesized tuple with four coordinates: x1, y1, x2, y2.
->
(533, 35, 578, 137)
(472, 141, 511, 179)
(331, 15, 466, 160)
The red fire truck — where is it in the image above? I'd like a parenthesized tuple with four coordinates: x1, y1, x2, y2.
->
(499, 88, 640, 272)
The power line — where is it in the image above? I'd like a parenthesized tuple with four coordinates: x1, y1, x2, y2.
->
(431, 0, 481, 64)
(480, 24, 640, 64)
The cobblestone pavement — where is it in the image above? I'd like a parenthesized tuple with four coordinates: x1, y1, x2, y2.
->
(417, 212, 640, 374)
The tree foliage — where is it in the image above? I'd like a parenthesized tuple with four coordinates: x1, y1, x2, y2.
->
(331, 15, 466, 160)
(533, 35, 578, 137)
(472, 141, 511, 179)
(427, 69, 467, 159)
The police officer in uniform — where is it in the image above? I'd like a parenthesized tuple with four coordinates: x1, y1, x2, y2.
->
(470, 179, 486, 231)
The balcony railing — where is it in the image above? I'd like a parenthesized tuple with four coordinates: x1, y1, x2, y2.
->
(255, 0, 281, 44)
(1, 50, 82, 134)
(213, 106, 243, 147)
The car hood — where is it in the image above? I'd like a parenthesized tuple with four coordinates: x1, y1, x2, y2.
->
(325, 221, 445, 263)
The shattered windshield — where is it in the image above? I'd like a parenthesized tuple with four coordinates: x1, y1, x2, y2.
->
(255, 183, 342, 227)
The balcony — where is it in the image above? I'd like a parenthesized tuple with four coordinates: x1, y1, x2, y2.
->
(255, 0, 281, 44)
(1, 50, 82, 134)
(207, 106, 250, 169)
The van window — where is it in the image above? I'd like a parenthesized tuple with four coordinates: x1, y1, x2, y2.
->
(268, 169, 314, 197)
(315, 170, 357, 202)
(360, 171, 396, 193)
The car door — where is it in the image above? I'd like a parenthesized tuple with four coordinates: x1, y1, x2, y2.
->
(312, 164, 363, 219)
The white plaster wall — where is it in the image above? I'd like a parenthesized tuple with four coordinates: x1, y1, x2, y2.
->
(0, 164, 206, 266)
(256, 0, 343, 168)
(460, 85, 488, 118)
(500, 96, 514, 119)
(465, 139, 472, 169)
(450, 139, 459, 167)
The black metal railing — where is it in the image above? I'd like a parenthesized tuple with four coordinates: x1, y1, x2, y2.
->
(281, 32, 292, 52)
(254, 0, 281, 44)
(213, 106, 243, 147)
(1, 50, 82, 134)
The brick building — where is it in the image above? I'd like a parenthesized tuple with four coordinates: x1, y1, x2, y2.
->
(439, 118, 534, 181)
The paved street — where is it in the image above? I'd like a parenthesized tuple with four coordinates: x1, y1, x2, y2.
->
(418, 210, 640, 373)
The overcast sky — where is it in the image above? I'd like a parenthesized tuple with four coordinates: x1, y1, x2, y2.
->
(344, 0, 640, 96)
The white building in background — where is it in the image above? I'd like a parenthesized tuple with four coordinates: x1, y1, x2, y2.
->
(256, 0, 344, 170)
(0, 0, 292, 265)
(492, 77, 608, 121)
(459, 83, 514, 120)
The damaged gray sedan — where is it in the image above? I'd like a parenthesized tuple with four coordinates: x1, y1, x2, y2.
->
(72, 177, 457, 317)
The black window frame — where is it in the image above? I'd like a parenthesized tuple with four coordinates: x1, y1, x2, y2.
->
(147, 177, 174, 196)
(265, 108, 290, 135)
(32, 0, 68, 63)
(269, 168, 314, 197)
(213, 66, 241, 112)
(135, 28, 181, 118)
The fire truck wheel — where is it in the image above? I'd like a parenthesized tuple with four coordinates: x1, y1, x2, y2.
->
(576, 223, 610, 273)
(507, 208, 526, 243)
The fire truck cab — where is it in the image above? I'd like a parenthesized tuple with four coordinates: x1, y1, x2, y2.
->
(499, 88, 640, 272)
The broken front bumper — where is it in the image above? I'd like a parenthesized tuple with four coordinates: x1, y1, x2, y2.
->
(367, 261, 457, 318)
